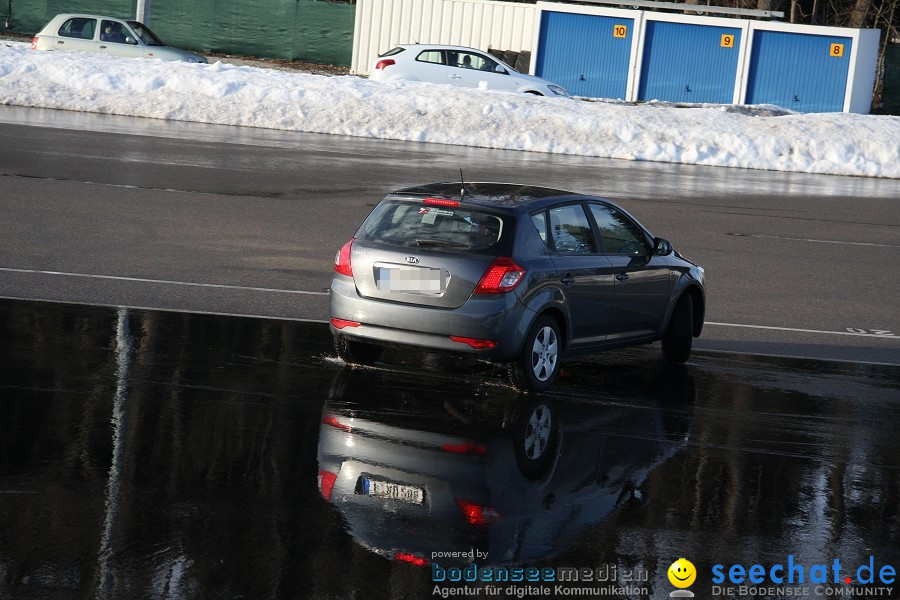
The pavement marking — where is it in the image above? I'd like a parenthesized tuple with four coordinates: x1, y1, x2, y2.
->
(693, 348, 900, 368)
(728, 233, 900, 248)
(0, 295, 329, 324)
(707, 321, 899, 339)
(0, 267, 330, 296)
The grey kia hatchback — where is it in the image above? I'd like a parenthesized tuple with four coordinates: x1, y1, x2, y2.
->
(330, 183, 705, 392)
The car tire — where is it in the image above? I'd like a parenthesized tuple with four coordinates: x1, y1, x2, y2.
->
(509, 315, 561, 393)
(513, 400, 558, 480)
(334, 337, 382, 366)
(661, 293, 693, 363)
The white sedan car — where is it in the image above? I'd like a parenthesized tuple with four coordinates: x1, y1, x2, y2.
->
(31, 14, 207, 63)
(370, 44, 568, 97)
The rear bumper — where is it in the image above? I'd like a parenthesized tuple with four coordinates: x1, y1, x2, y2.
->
(329, 274, 533, 362)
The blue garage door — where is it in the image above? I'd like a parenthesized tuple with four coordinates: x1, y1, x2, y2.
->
(745, 31, 851, 113)
(535, 11, 634, 99)
(638, 21, 742, 104)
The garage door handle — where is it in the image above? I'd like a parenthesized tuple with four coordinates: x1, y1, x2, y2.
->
(615, 272, 629, 282)
(560, 274, 575, 287)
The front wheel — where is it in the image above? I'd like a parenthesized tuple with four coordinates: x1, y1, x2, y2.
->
(334, 337, 382, 366)
(509, 315, 561, 393)
(661, 294, 693, 363)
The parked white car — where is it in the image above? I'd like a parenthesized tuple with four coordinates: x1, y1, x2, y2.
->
(370, 44, 568, 97)
(31, 14, 207, 63)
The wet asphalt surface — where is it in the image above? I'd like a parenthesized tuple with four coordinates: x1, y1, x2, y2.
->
(1, 298, 898, 600)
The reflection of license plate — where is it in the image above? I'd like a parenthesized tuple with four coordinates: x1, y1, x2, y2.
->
(376, 266, 446, 293)
(362, 478, 425, 504)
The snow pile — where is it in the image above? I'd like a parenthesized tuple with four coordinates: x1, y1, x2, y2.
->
(2, 41, 898, 178)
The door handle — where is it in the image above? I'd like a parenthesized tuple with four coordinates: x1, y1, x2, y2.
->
(99, 45, 107, 49)
(57, 40, 65, 44)
(450, 74, 462, 79)
(560, 274, 575, 287)
(615, 272, 629, 283)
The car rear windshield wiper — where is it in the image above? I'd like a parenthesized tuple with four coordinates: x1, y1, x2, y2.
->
(415, 239, 469, 248)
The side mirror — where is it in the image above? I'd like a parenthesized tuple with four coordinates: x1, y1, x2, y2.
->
(495, 65, 507, 75)
(653, 237, 673, 256)
(126, 36, 136, 45)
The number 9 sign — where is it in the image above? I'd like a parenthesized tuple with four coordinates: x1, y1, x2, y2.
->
(720, 34, 734, 48)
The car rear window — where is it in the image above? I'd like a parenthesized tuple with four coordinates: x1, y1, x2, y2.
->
(379, 47, 406, 57)
(59, 17, 97, 39)
(356, 199, 508, 254)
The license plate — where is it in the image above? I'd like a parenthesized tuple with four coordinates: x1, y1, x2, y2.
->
(362, 478, 425, 504)
(375, 266, 446, 293)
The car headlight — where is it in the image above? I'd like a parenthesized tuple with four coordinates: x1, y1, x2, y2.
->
(547, 85, 569, 97)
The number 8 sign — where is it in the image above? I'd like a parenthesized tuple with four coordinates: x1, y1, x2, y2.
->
(830, 43, 844, 57)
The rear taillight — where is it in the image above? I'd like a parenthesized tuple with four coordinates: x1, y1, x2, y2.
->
(455, 499, 499, 526)
(394, 552, 429, 567)
(375, 59, 395, 70)
(31, 36, 39, 50)
(474, 257, 526, 294)
(318, 469, 337, 501)
(450, 336, 497, 350)
(334, 237, 354, 277)
(322, 414, 351, 432)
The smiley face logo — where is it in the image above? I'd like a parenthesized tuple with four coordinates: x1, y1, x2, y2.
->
(668, 558, 697, 588)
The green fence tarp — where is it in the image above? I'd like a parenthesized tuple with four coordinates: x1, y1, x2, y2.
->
(877, 44, 900, 115)
(3, 0, 354, 66)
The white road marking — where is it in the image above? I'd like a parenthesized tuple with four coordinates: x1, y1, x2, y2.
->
(0, 295, 328, 323)
(2, 268, 896, 342)
(707, 322, 898, 339)
(732, 233, 900, 248)
(0, 267, 329, 296)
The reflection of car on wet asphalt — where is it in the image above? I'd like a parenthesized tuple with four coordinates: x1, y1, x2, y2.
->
(330, 182, 706, 392)
(31, 14, 208, 63)
(316, 366, 693, 566)
(370, 43, 569, 97)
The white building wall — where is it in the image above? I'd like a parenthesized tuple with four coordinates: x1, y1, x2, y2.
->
(352, 0, 538, 75)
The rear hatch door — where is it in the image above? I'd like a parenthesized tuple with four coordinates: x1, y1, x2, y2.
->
(350, 198, 512, 309)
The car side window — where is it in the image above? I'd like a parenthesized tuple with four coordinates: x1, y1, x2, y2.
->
(531, 212, 547, 243)
(59, 17, 97, 40)
(416, 50, 444, 65)
(456, 52, 495, 71)
(100, 20, 129, 44)
(548, 205, 596, 254)
(589, 204, 650, 256)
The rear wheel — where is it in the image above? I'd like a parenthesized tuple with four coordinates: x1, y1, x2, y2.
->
(513, 400, 558, 479)
(509, 315, 561, 393)
(661, 294, 693, 363)
(334, 338, 382, 366)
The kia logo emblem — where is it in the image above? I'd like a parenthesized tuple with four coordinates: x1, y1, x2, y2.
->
(405, 256, 420, 264)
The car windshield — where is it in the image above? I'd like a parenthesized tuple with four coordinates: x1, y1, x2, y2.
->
(127, 21, 164, 46)
(357, 200, 506, 253)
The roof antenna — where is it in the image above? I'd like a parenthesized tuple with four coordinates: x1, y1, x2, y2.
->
(459, 168, 466, 199)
